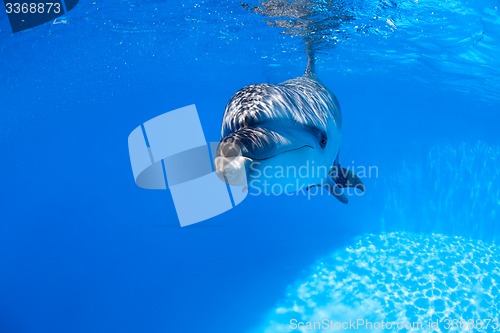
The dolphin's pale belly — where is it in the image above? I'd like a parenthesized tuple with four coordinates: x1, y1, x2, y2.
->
(247, 146, 331, 194)
(216, 75, 343, 193)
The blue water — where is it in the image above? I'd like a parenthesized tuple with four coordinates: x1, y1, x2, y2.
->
(0, 1, 499, 332)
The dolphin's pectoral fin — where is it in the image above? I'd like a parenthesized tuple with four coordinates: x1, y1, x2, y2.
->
(307, 182, 348, 203)
(324, 177, 349, 204)
(330, 164, 365, 193)
(327, 184, 349, 204)
(306, 184, 321, 191)
(324, 158, 365, 203)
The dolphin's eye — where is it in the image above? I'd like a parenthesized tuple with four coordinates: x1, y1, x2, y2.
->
(320, 137, 327, 149)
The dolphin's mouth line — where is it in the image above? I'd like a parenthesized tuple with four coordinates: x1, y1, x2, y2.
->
(243, 145, 314, 161)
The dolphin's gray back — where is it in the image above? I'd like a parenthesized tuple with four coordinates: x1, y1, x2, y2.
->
(221, 76, 341, 137)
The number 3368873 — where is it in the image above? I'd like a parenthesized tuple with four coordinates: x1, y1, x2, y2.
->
(5, 2, 61, 14)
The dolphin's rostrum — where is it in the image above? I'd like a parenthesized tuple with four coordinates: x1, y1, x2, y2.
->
(215, 47, 364, 203)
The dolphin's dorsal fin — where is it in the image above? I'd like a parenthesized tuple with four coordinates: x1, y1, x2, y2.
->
(304, 38, 316, 77)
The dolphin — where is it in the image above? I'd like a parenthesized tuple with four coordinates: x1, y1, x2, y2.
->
(214, 50, 364, 203)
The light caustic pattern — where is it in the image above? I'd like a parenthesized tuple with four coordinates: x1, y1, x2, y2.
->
(259, 232, 500, 333)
